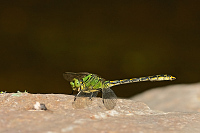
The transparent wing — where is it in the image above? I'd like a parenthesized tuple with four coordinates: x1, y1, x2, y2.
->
(76, 91, 93, 98)
(75, 91, 99, 99)
(102, 88, 117, 110)
(91, 91, 99, 98)
(72, 91, 99, 109)
(63, 72, 90, 81)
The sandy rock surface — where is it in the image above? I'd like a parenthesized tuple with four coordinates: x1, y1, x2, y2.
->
(131, 83, 200, 112)
(1, 84, 200, 133)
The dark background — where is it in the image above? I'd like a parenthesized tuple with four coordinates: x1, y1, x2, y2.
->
(0, 1, 199, 97)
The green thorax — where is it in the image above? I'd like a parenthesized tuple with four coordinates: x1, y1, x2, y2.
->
(70, 74, 108, 93)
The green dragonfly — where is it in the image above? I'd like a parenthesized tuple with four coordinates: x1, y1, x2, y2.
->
(63, 72, 176, 110)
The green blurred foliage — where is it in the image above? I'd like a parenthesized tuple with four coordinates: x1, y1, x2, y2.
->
(0, 1, 200, 97)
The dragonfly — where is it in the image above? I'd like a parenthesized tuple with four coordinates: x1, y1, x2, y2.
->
(63, 72, 176, 110)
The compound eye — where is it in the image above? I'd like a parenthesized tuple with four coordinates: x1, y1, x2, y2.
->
(70, 82, 75, 88)
(74, 79, 80, 87)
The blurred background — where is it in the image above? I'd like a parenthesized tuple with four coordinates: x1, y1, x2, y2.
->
(0, 1, 199, 98)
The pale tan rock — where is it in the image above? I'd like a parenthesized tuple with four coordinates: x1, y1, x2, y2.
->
(0, 91, 200, 133)
(131, 83, 200, 112)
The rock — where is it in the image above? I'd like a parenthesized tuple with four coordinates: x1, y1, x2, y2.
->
(131, 83, 200, 112)
(1, 89, 200, 133)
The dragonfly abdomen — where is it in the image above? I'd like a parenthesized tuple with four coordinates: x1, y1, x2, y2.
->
(108, 74, 175, 87)
(145, 74, 176, 81)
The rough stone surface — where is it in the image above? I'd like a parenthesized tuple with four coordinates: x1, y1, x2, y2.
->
(131, 83, 200, 112)
(1, 84, 200, 133)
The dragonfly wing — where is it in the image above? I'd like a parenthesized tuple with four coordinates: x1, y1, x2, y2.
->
(102, 88, 117, 110)
(75, 91, 92, 98)
(75, 91, 98, 99)
(63, 72, 90, 81)
(91, 91, 99, 98)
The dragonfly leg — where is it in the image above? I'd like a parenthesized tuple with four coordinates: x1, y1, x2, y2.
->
(70, 90, 74, 95)
(74, 91, 82, 101)
(74, 96, 76, 101)
(89, 92, 93, 101)
(89, 91, 99, 101)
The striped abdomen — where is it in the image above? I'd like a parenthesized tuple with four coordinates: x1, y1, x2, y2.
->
(108, 74, 176, 87)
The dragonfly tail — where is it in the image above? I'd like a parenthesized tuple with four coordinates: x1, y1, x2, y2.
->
(108, 74, 176, 87)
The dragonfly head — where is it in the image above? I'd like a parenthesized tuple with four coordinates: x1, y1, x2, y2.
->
(70, 78, 81, 91)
